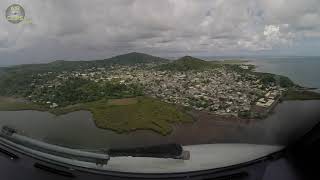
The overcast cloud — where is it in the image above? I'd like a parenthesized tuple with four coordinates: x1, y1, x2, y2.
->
(0, 0, 320, 65)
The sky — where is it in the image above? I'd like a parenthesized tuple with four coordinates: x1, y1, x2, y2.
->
(1, 0, 320, 65)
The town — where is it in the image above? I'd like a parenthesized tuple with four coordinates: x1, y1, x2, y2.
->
(26, 62, 286, 118)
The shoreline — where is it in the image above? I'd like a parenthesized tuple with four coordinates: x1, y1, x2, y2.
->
(0, 96, 194, 136)
(1, 100, 320, 149)
(1, 61, 320, 136)
(1, 96, 320, 137)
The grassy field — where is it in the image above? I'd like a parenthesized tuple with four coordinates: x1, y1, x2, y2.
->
(0, 96, 46, 111)
(81, 97, 193, 135)
(0, 96, 193, 136)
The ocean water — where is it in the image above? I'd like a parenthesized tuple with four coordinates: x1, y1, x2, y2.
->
(202, 56, 320, 89)
(247, 57, 320, 90)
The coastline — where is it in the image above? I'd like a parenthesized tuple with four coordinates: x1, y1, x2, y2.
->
(0, 96, 194, 136)
(1, 61, 320, 136)
(1, 100, 320, 149)
(243, 60, 320, 99)
(245, 58, 320, 90)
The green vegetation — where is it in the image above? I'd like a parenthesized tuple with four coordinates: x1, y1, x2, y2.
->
(0, 97, 45, 111)
(83, 97, 193, 135)
(254, 72, 296, 88)
(0, 96, 193, 136)
(27, 78, 144, 107)
(0, 72, 35, 96)
(105, 52, 169, 65)
(215, 60, 250, 64)
(283, 89, 320, 100)
(238, 110, 251, 118)
(2, 52, 168, 74)
(224, 64, 255, 73)
(1, 52, 320, 135)
(0, 52, 168, 95)
(0, 77, 143, 107)
(157, 56, 221, 71)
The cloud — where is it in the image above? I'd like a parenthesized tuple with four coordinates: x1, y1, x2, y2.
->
(0, 0, 319, 65)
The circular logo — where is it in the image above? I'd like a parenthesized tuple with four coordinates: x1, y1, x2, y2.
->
(5, 4, 25, 24)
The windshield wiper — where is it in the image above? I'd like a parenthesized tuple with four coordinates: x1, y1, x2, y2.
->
(108, 143, 190, 160)
(0, 126, 190, 168)
(0, 126, 110, 166)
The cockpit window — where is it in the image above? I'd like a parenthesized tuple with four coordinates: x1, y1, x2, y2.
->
(0, 0, 319, 173)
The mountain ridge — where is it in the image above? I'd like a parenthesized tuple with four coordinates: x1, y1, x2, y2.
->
(2, 52, 215, 74)
(2, 52, 170, 73)
(156, 55, 217, 71)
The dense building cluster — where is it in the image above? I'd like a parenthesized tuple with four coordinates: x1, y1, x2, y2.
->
(29, 63, 284, 117)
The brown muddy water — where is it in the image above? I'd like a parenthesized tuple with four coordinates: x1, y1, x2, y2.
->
(0, 100, 319, 150)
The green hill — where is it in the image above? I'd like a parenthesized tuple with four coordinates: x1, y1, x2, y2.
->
(101, 52, 169, 65)
(3, 52, 169, 74)
(157, 56, 219, 71)
(0, 52, 169, 96)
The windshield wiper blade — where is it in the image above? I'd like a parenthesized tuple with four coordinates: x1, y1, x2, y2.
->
(1, 126, 190, 168)
(108, 144, 190, 160)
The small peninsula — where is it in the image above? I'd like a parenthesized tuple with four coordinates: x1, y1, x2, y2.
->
(0, 52, 319, 135)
